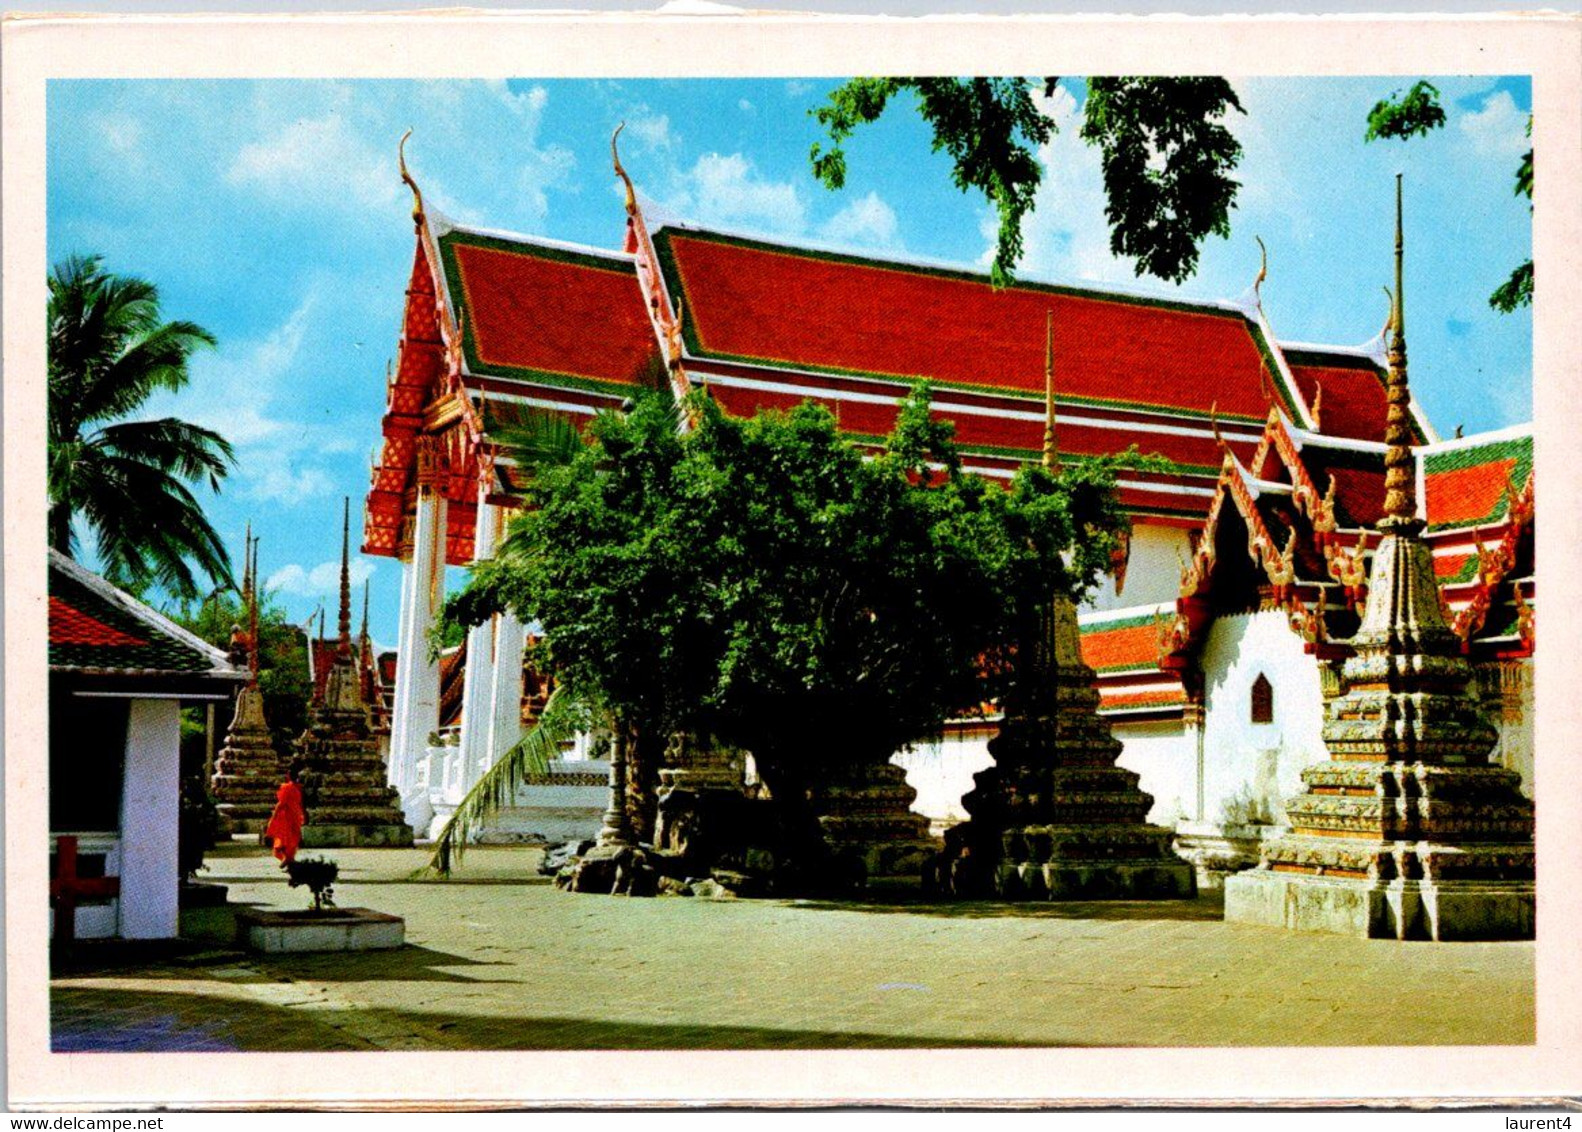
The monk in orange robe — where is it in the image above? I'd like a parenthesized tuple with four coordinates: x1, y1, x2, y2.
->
(264, 767, 306, 867)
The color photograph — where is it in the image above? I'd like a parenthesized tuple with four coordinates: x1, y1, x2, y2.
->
(7, 11, 1577, 1110)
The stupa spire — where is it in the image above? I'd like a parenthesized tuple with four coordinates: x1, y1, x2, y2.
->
(247, 535, 260, 681)
(337, 496, 353, 660)
(1042, 309, 1059, 473)
(1382, 173, 1417, 525)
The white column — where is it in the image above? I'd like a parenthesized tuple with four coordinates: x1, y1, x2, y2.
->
(458, 492, 498, 781)
(388, 553, 418, 791)
(389, 475, 446, 829)
(489, 612, 527, 767)
(118, 699, 181, 939)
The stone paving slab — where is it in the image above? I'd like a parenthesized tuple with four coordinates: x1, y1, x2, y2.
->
(51, 846, 1535, 1052)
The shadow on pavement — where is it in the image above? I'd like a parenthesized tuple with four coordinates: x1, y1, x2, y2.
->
(254, 944, 518, 984)
(51, 985, 1046, 1052)
(789, 891, 1225, 922)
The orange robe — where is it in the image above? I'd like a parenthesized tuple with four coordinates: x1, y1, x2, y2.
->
(265, 781, 306, 863)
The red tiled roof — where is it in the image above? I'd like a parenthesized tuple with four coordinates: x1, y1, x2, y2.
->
(1099, 686, 1188, 712)
(49, 595, 145, 648)
(1422, 432, 1531, 531)
(1287, 359, 1388, 444)
(441, 231, 660, 394)
(1081, 617, 1167, 673)
(656, 228, 1294, 422)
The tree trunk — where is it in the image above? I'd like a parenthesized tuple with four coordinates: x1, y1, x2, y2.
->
(625, 723, 664, 845)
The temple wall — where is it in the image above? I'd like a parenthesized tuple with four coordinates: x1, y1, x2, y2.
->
(1112, 718, 1193, 826)
(894, 732, 993, 831)
(1083, 523, 1194, 614)
(894, 715, 1195, 832)
(1198, 611, 1327, 826)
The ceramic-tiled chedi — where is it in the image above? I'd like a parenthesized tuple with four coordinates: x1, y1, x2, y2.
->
(296, 500, 414, 849)
(933, 315, 1195, 901)
(1224, 177, 1534, 940)
(212, 528, 283, 835)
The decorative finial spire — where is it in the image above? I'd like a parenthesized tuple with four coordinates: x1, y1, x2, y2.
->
(360, 578, 371, 646)
(337, 495, 353, 656)
(1253, 236, 1268, 305)
(398, 129, 424, 225)
(247, 536, 261, 680)
(1042, 309, 1059, 473)
(611, 122, 637, 215)
(241, 520, 253, 600)
(1210, 400, 1232, 463)
(1381, 173, 1417, 525)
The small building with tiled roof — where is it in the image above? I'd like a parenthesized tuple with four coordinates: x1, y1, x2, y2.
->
(360, 137, 1529, 865)
(49, 550, 248, 940)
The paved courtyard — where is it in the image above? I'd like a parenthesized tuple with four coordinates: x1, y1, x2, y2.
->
(51, 844, 1535, 1052)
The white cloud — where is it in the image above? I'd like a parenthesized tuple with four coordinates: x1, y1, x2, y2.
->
(267, 555, 377, 599)
(226, 113, 400, 212)
(627, 113, 675, 152)
(1460, 90, 1530, 159)
(1008, 84, 1138, 284)
(140, 291, 349, 507)
(672, 152, 806, 235)
(246, 461, 337, 506)
(820, 191, 900, 249)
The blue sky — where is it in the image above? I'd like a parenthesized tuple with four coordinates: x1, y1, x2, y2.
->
(46, 76, 1533, 645)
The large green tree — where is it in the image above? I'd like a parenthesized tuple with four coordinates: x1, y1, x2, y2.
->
(432, 387, 1136, 874)
(810, 77, 1244, 286)
(814, 77, 1531, 311)
(48, 254, 234, 599)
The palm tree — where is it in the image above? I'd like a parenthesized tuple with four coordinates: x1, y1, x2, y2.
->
(48, 254, 235, 599)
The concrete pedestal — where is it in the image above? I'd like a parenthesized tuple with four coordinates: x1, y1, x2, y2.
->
(235, 907, 406, 953)
(1224, 868, 1535, 941)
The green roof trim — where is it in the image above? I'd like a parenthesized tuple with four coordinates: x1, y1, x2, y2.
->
(1423, 434, 1534, 533)
(436, 230, 656, 397)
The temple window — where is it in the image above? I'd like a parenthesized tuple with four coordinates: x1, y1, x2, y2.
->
(1250, 673, 1274, 724)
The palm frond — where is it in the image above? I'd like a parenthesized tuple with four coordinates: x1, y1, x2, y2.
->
(425, 687, 581, 876)
(484, 401, 585, 472)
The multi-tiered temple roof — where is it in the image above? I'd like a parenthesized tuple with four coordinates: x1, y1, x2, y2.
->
(363, 146, 1528, 732)
(362, 157, 1437, 567)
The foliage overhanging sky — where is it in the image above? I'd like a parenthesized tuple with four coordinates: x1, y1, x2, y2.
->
(47, 76, 1533, 642)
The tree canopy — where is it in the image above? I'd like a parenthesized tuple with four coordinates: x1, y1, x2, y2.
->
(1364, 82, 1533, 313)
(447, 387, 1134, 814)
(48, 254, 235, 599)
(810, 77, 1243, 286)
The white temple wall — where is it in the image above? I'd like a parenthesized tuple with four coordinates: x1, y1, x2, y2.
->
(893, 732, 994, 829)
(1083, 524, 1194, 614)
(1112, 718, 1193, 826)
(1197, 610, 1327, 827)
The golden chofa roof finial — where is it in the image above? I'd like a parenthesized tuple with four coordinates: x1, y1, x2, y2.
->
(1253, 235, 1269, 305)
(398, 128, 424, 225)
(611, 121, 637, 216)
(1381, 172, 1418, 525)
(1210, 400, 1232, 464)
(1042, 309, 1059, 473)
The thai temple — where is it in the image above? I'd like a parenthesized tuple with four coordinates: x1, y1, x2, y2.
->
(361, 138, 1535, 880)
